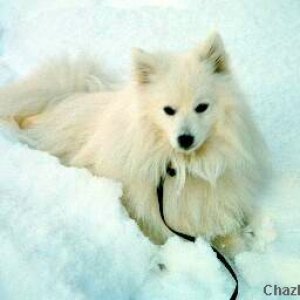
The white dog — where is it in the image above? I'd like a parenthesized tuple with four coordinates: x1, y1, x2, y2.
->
(0, 33, 270, 256)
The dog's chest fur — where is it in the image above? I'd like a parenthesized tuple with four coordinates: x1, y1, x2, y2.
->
(121, 165, 251, 244)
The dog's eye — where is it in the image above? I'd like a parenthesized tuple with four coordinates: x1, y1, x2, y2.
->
(163, 106, 176, 116)
(195, 103, 209, 113)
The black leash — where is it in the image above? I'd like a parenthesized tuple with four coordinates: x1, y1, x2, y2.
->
(156, 166, 238, 300)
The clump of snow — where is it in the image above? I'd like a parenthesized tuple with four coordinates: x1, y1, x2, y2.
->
(0, 0, 299, 299)
(139, 238, 230, 300)
(0, 124, 155, 300)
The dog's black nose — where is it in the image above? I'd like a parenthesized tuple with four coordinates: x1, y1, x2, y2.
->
(178, 134, 194, 149)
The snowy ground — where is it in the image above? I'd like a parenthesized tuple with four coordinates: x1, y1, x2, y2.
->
(0, 1, 299, 299)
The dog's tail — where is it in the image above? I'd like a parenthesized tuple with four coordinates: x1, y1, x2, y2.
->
(0, 57, 109, 118)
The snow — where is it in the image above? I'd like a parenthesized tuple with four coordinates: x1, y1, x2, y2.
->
(0, 1, 299, 299)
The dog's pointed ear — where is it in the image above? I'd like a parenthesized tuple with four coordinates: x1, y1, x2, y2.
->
(198, 32, 229, 74)
(132, 48, 157, 84)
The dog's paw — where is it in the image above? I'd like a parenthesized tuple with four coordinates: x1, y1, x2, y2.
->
(212, 224, 270, 258)
(212, 233, 250, 258)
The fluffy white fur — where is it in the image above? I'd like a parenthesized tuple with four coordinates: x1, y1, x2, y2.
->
(0, 33, 270, 255)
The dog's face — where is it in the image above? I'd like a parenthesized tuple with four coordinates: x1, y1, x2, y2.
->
(133, 33, 229, 153)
